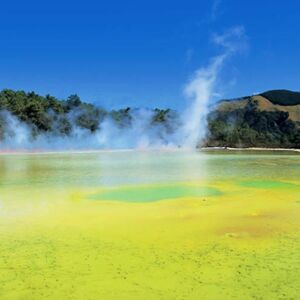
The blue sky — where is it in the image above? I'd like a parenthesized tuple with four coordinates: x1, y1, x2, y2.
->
(0, 0, 299, 109)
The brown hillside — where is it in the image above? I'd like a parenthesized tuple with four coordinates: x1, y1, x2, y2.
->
(217, 95, 300, 122)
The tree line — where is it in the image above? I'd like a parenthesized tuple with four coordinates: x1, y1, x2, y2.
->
(0, 89, 176, 139)
(0, 89, 299, 148)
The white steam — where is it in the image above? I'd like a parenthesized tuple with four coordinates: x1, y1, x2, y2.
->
(181, 54, 225, 148)
(92, 109, 181, 149)
(0, 109, 181, 151)
(0, 27, 246, 151)
(181, 26, 247, 148)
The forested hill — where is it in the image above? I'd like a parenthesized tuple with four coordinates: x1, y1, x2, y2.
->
(0, 89, 176, 139)
(0, 89, 105, 135)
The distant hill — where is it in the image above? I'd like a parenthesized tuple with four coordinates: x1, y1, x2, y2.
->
(207, 90, 300, 148)
(217, 94, 300, 123)
(260, 89, 300, 106)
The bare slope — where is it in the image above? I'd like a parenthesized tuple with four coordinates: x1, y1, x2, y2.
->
(218, 95, 300, 123)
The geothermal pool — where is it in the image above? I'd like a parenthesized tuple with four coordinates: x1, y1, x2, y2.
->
(0, 150, 299, 299)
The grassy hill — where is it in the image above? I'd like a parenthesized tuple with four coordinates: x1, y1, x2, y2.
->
(207, 91, 300, 148)
(217, 94, 300, 123)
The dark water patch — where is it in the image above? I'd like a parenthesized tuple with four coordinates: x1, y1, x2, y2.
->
(88, 184, 222, 203)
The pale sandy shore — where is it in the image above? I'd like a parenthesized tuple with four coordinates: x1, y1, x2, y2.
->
(0, 149, 136, 155)
(0, 147, 299, 155)
(201, 147, 300, 153)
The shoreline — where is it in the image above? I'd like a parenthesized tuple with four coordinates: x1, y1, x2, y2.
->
(201, 147, 300, 153)
(0, 147, 299, 155)
(0, 149, 137, 155)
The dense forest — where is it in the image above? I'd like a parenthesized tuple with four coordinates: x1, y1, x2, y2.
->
(0, 89, 177, 142)
(0, 88, 299, 148)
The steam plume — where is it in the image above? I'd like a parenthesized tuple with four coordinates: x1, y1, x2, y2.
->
(0, 27, 246, 151)
(181, 26, 246, 148)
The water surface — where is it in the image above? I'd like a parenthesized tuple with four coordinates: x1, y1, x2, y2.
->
(0, 150, 299, 299)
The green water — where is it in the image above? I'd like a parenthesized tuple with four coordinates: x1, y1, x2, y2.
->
(240, 180, 299, 189)
(88, 184, 222, 202)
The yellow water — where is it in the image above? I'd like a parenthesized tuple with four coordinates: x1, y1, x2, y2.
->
(0, 151, 299, 299)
